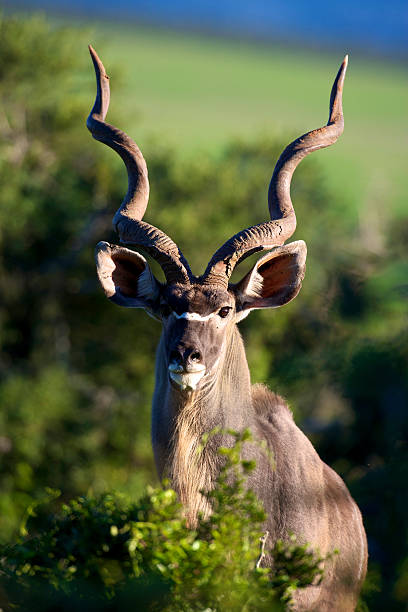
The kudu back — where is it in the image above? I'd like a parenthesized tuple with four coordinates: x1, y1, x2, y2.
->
(87, 47, 367, 610)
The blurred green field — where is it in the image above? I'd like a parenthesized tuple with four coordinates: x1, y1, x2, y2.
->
(1, 15, 407, 607)
(89, 23, 407, 222)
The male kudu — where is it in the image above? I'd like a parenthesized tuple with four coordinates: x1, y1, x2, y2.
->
(87, 47, 367, 610)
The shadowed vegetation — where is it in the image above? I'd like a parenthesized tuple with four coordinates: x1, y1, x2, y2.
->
(1, 433, 331, 611)
(0, 13, 407, 610)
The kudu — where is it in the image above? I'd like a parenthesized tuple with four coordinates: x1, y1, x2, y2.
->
(87, 47, 367, 610)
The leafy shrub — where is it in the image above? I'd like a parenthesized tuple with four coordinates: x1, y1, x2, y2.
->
(1, 11, 407, 609)
(0, 432, 328, 611)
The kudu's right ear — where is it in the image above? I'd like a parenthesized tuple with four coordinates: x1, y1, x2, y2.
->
(95, 242, 161, 310)
(233, 240, 307, 320)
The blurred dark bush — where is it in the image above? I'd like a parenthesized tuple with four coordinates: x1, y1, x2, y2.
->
(0, 12, 407, 610)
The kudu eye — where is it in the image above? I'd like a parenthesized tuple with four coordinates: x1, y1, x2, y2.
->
(89, 50, 366, 601)
(218, 306, 232, 318)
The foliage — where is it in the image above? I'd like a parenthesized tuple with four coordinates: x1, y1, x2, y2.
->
(0, 12, 407, 611)
(0, 432, 328, 611)
(98, 19, 408, 218)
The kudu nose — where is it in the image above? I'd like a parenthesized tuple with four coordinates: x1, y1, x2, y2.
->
(169, 347, 202, 369)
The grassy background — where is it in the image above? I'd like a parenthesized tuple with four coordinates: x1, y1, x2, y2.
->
(1, 13, 407, 607)
(88, 22, 408, 224)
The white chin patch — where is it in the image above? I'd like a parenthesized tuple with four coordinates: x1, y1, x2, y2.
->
(168, 368, 206, 391)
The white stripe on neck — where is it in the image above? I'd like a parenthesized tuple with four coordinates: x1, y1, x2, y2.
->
(172, 311, 215, 322)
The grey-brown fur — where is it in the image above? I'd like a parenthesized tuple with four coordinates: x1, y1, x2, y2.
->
(88, 47, 367, 609)
(150, 298, 367, 612)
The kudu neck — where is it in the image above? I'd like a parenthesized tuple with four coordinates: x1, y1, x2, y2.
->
(163, 324, 253, 430)
(152, 324, 254, 521)
(153, 325, 252, 435)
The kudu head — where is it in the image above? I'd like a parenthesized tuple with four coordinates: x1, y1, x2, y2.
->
(88, 46, 347, 392)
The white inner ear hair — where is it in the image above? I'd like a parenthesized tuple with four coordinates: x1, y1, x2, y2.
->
(234, 269, 263, 323)
(137, 266, 159, 301)
(238, 269, 264, 302)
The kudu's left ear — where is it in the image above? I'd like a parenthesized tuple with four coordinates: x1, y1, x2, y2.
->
(95, 241, 160, 310)
(233, 241, 307, 319)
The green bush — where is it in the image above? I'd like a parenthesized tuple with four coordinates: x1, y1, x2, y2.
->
(0, 11, 407, 610)
(0, 432, 328, 611)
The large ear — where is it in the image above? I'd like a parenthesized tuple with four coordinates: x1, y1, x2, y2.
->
(233, 241, 307, 318)
(95, 241, 160, 310)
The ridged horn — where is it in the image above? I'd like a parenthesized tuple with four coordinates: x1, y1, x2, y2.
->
(87, 45, 192, 285)
(201, 56, 348, 289)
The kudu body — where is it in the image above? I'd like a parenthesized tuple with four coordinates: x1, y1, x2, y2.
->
(87, 47, 367, 610)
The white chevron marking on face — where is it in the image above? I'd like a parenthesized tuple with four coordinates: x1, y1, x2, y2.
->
(172, 311, 216, 322)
